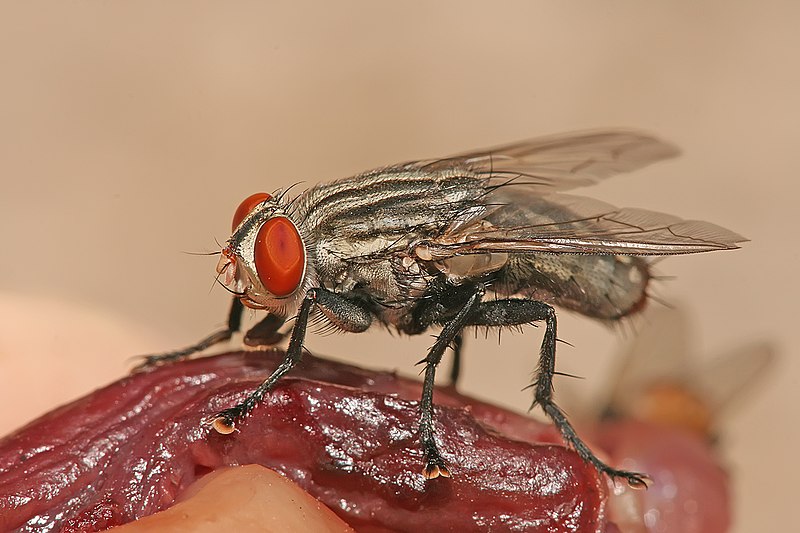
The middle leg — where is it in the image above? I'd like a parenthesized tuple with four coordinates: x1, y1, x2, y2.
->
(447, 332, 464, 387)
(418, 286, 484, 479)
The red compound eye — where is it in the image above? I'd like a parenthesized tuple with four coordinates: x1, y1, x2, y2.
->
(232, 192, 272, 232)
(254, 217, 305, 296)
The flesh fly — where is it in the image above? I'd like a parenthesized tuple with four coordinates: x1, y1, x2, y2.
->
(141, 130, 745, 487)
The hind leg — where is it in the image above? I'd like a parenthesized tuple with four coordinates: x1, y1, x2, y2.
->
(464, 298, 649, 488)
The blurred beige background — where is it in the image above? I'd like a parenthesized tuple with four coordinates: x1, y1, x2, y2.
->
(0, 2, 796, 531)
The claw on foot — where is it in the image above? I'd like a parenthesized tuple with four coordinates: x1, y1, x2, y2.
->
(211, 414, 237, 435)
(131, 353, 183, 372)
(422, 455, 451, 479)
(610, 470, 652, 490)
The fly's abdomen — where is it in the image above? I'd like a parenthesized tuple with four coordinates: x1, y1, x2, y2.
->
(499, 253, 650, 320)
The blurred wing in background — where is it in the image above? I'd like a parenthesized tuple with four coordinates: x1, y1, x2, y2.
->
(600, 307, 775, 438)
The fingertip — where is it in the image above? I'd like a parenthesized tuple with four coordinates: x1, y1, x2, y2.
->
(110, 465, 354, 532)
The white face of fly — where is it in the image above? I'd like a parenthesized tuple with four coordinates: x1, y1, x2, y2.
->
(216, 193, 310, 317)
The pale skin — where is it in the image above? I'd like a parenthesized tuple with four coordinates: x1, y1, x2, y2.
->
(110, 465, 353, 533)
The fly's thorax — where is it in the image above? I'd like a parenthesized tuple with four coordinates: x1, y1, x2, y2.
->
(498, 253, 650, 320)
(286, 169, 489, 307)
(218, 194, 318, 317)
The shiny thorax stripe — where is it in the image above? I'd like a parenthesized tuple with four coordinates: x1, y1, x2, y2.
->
(295, 169, 487, 238)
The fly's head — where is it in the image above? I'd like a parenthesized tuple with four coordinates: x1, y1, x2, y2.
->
(216, 192, 310, 316)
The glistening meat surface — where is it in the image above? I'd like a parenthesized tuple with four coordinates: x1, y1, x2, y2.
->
(0, 351, 728, 532)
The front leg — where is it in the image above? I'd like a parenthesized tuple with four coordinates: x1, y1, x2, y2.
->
(135, 297, 245, 369)
(211, 288, 372, 433)
(243, 313, 286, 347)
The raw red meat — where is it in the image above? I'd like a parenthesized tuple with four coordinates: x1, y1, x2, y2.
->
(0, 351, 606, 532)
(0, 350, 732, 532)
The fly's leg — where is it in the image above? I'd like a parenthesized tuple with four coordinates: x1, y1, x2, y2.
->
(135, 298, 245, 369)
(419, 286, 484, 479)
(408, 280, 474, 388)
(243, 313, 286, 347)
(447, 332, 463, 387)
(211, 288, 372, 433)
(466, 298, 650, 488)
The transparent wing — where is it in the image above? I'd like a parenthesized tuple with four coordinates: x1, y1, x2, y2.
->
(406, 130, 680, 192)
(700, 341, 775, 417)
(425, 188, 746, 258)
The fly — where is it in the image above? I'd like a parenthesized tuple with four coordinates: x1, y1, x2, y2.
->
(139, 130, 746, 488)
